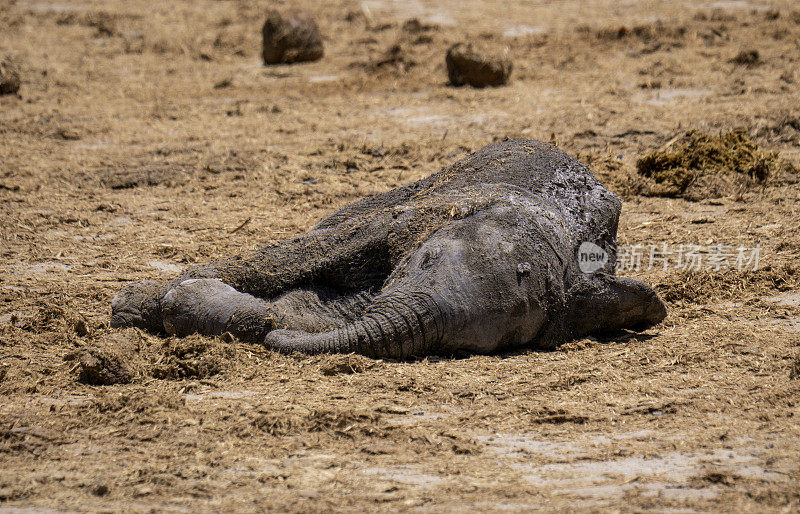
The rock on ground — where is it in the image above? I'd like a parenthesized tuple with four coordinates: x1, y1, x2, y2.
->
(446, 43, 512, 88)
(262, 10, 324, 65)
(0, 58, 20, 95)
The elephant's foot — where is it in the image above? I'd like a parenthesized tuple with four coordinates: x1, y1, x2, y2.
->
(161, 278, 272, 343)
(110, 280, 164, 333)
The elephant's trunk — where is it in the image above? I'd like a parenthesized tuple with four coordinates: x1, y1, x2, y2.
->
(264, 291, 446, 359)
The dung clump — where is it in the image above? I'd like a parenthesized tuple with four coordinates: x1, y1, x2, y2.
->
(0, 58, 21, 95)
(401, 18, 437, 34)
(446, 42, 512, 88)
(636, 129, 789, 200)
(730, 49, 760, 67)
(364, 19, 439, 74)
(66, 332, 142, 385)
(68, 347, 133, 386)
(262, 10, 324, 65)
(370, 43, 415, 71)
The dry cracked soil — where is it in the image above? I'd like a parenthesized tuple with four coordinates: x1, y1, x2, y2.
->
(1, 0, 800, 511)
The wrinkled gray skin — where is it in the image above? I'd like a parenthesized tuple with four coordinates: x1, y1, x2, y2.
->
(111, 140, 667, 358)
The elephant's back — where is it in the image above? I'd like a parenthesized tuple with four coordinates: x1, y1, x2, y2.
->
(313, 140, 619, 235)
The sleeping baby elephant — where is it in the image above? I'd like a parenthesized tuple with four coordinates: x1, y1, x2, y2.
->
(111, 139, 667, 358)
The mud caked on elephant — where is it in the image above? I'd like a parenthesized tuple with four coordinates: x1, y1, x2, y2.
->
(111, 140, 667, 359)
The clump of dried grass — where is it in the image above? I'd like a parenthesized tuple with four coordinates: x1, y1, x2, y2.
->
(591, 21, 688, 42)
(66, 329, 239, 385)
(149, 335, 237, 380)
(317, 353, 380, 376)
(82, 389, 186, 414)
(655, 263, 798, 304)
(636, 130, 794, 200)
(579, 152, 647, 198)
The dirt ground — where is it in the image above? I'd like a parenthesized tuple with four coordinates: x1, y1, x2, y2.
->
(2, 0, 800, 511)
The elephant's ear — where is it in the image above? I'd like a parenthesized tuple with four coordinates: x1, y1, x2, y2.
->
(565, 273, 667, 337)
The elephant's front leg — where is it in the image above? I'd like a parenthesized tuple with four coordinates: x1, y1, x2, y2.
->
(110, 269, 276, 337)
(111, 215, 394, 335)
(159, 278, 273, 343)
(110, 231, 340, 333)
(154, 277, 377, 344)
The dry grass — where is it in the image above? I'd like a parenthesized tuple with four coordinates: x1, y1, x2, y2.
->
(636, 129, 795, 199)
(2, 0, 800, 511)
